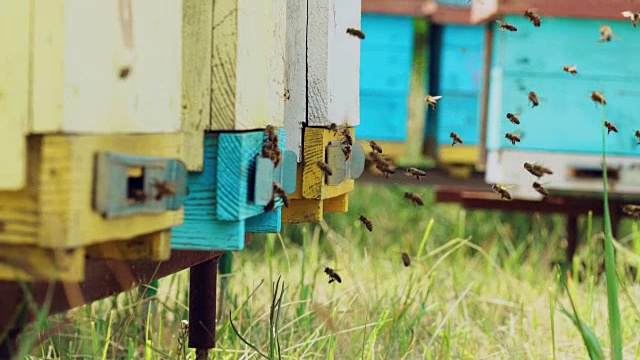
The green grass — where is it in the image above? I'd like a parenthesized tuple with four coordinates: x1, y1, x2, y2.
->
(14, 183, 640, 359)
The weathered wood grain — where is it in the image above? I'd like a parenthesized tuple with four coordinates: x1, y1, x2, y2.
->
(302, 128, 355, 199)
(210, 0, 287, 130)
(0, 134, 185, 249)
(0, 244, 85, 282)
(85, 229, 172, 261)
(307, 0, 361, 127)
(181, 0, 214, 170)
(0, 1, 29, 190)
(284, 0, 307, 161)
(245, 208, 283, 233)
(30, 0, 182, 134)
(281, 199, 324, 223)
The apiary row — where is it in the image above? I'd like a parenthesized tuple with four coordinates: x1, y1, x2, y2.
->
(359, 0, 640, 199)
(0, 0, 365, 281)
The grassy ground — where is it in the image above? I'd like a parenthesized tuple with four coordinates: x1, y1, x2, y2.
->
(17, 182, 640, 359)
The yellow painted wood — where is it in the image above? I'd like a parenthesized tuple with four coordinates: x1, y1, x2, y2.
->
(0, 244, 85, 282)
(86, 229, 171, 261)
(442, 164, 474, 180)
(437, 145, 479, 165)
(0, 134, 185, 249)
(302, 127, 355, 200)
(210, 0, 287, 130)
(31, 0, 182, 134)
(323, 194, 348, 213)
(0, 1, 30, 190)
(281, 199, 323, 223)
(181, 0, 213, 171)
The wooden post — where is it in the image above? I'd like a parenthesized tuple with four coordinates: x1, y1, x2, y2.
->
(188, 257, 219, 356)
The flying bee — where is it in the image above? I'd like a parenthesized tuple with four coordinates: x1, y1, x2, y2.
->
(622, 11, 640, 28)
(152, 179, 178, 201)
(401, 252, 411, 267)
(424, 95, 442, 110)
(450, 132, 463, 146)
(563, 65, 577, 75)
(342, 144, 352, 160)
(370, 141, 383, 154)
(623, 204, 640, 218)
(506, 112, 521, 125)
(524, 162, 553, 178)
(405, 167, 427, 180)
(358, 215, 373, 232)
(598, 24, 621, 42)
(532, 182, 549, 197)
(604, 121, 618, 134)
(369, 151, 390, 165)
(528, 91, 539, 107)
(346, 27, 365, 40)
(524, 8, 541, 27)
(492, 184, 512, 200)
(496, 19, 518, 31)
(376, 162, 396, 179)
(316, 161, 333, 176)
(404, 192, 424, 206)
(324, 267, 342, 284)
(505, 132, 521, 145)
(341, 128, 353, 146)
(634, 130, 640, 144)
(273, 182, 289, 208)
(591, 91, 606, 105)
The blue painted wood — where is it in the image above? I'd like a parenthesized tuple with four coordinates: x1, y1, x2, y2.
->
(360, 47, 413, 93)
(439, 25, 485, 93)
(361, 14, 415, 49)
(245, 207, 282, 233)
(434, 94, 481, 146)
(358, 92, 408, 142)
(494, 16, 640, 80)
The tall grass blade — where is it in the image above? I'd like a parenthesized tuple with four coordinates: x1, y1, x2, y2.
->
(416, 218, 434, 258)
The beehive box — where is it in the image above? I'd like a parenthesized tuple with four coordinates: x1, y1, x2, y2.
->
(483, 14, 640, 200)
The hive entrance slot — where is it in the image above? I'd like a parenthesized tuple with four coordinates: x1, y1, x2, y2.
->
(571, 167, 620, 181)
(127, 166, 146, 203)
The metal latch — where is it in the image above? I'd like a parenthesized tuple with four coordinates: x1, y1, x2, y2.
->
(253, 150, 297, 206)
(325, 141, 366, 186)
(93, 152, 188, 219)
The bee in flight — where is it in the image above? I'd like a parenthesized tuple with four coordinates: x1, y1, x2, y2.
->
(604, 121, 618, 134)
(496, 19, 518, 31)
(424, 95, 442, 110)
(404, 192, 424, 206)
(401, 252, 411, 267)
(591, 91, 607, 105)
(492, 184, 512, 200)
(505, 132, 521, 145)
(506, 112, 521, 125)
(532, 182, 549, 197)
(623, 204, 640, 218)
(524, 8, 541, 27)
(346, 28, 365, 40)
(563, 65, 577, 75)
(450, 132, 463, 146)
(598, 24, 621, 42)
(524, 162, 553, 178)
(622, 11, 640, 28)
(324, 267, 342, 284)
(316, 161, 333, 176)
(634, 130, 640, 144)
(375, 162, 396, 179)
(370, 141, 383, 154)
(528, 91, 539, 107)
(358, 215, 373, 232)
(405, 167, 427, 180)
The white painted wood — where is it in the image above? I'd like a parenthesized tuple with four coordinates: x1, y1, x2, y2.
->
(210, 0, 287, 130)
(485, 149, 640, 201)
(31, 0, 182, 134)
(284, 0, 307, 161)
(470, 0, 499, 24)
(0, 1, 29, 190)
(307, 0, 361, 127)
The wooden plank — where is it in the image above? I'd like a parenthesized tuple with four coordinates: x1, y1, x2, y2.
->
(0, 134, 185, 248)
(210, 0, 287, 130)
(437, 144, 479, 165)
(245, 208, 282, 233)
(301, 128, 355, 200)
(0, 245, 85, 282)
(358, 92, 409, 142)
(307, 0, 361, 127)
(360, 48, 414, 93)
(85, 229, 172, 261)
(181, 0, 214, 171)
(31, 0, 182, 134)
(428, 5, 473, 25)
(283, 0, 307, 161)
(323, 194, 349, 213)
(362, 0, 425, 16)
(0, 1, 29, 190)
(281, 199, 323, 223)
(471, 0, 636, 24)
(360, 14, 415, 50)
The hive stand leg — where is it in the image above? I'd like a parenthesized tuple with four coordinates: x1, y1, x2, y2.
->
(0, 292, 27, 360)
(216, 252, 233, 322)
(189, 256, 219, 359)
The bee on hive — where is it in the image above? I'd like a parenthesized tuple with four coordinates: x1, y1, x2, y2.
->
(316, 161, 333, 176)
(152, 179, 178, 201)
(346, 28, 365, 40)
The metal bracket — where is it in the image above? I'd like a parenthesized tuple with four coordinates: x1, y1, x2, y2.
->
(253, 150, 298, 206)
(325, 142, 365, 186)
(93, 152, 188, 219)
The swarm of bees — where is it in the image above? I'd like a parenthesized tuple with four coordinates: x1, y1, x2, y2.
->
(358, 215, 373, 232)
(563, 65, 577, 75)
(604, 121, 618, 134)
(424, 95, 442, 110)
(524, 9, 541, 27)
(346, 28, 365, 40)
(450, 132, 463, 146)
(262, 125, 283, 168)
